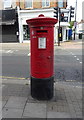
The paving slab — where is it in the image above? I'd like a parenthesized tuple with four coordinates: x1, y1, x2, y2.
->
(47, 111, 71, 118)
(2, 77, 83, 119)
(23, 103, 46, 118)
(4, 96, 27, 109)
(2, 107, 23, 118)
(2, 96, 10, 101)
(2, 83, 30, 97)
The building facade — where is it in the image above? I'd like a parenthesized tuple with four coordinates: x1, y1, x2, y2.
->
(76, 0, 84, 37)
(1, 0, 68, 43)
(0, 0, 2, 10)
(0, 0, 19, 42)
(16, 0, 68, 43)
(16, 0, 67, 10)
(67, 0, 84, 39)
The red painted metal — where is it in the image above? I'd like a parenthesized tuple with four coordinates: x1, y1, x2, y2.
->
(26, 14, 58, 79)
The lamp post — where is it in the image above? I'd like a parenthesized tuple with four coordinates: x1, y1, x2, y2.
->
(74, 0, 77, 40)
(58, 8, 61, 46)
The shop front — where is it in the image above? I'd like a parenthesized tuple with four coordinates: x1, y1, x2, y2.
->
(0, 9, 19, 43)
(23, 25, 30, 42)
(55, 22, 70, 43)
(18, 8, 56, 43)
(18, 8, 70, 43)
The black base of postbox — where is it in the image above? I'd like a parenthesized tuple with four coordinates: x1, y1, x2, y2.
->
(31, 76, 54, 100)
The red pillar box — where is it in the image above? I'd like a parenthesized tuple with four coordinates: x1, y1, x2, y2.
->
(26, 14, 58, 100)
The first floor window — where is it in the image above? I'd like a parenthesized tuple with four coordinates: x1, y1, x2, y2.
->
(25, 0, 33, 8)
(4, 0, 12, 9)
(42, 0, 50, 7)
(58, 0, 64, 8)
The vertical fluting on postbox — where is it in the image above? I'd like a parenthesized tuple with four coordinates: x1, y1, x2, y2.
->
(26, 14, 58, 100)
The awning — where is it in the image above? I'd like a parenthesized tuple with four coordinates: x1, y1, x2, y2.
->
(0, 20, 16, 25)
(0, 9, 16, 25)
(55, 22, 69, 27)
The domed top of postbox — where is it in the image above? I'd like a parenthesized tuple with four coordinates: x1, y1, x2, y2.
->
(26, 14, 58, 27)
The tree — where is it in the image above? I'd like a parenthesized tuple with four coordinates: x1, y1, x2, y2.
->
(68, 21, 75, 29)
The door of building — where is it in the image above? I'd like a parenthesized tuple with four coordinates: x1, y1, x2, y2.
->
(23, 25, 30, 42)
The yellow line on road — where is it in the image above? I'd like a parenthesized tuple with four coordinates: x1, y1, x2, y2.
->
(0, 76, 30, 80)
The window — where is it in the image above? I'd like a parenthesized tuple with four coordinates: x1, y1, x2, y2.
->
(42, 0, 50, 7)
(4, 0, 12, 9)
(25, 0, 33, 8)
(23, 25, 30, 40)
(58, 0, 64, 8)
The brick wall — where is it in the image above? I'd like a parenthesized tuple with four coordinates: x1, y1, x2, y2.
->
(20, 0, 25, 9)
(33, 0, 42, 9)
(16, 0, 25, 9)
(16, 0, 20, 7)
(50, 0, 57, 8)
(63, 0, 67, 8)
(16, 0, 67, 9)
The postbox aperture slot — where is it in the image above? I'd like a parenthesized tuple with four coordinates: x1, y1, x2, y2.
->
(37, 30, 47, 33)
(38, 37, 46, 49)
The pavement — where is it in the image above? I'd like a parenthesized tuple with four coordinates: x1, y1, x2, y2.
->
(0, 39, 83, 119)
(55, 39, 82, 49)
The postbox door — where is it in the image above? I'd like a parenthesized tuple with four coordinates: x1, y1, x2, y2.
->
(31, 28, 54, 79)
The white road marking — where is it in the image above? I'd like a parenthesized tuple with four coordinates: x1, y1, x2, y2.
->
(70, 52, 74, 55)
(5, 50, 11, 53)
(2, 85, 5, 88)
(66, 80, 76, 82)
(77, 58, 79, 61)
(6, 50, 13, 53)
(0, 50, 18, 54)
(0, 50, 5, 53)
(69, 51, 82, 64)
(28, 53, 31, 56)
(76, 86, 82, 88)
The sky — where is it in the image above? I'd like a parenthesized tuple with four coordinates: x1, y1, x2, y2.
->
(67, 0, 76, 7)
